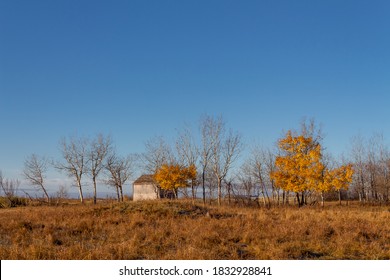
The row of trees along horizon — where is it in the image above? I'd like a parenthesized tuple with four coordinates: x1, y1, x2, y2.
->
(1, 115, 390, 207)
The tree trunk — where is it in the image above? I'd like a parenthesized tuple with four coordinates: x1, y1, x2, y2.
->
(119, 185, 124, 202)
(260, 186, 267, 207)
(191, 180, 196, 204)
(338, 190, 342, 205)
(93, 176, 97, 205)
(287, 191, 290, 205)
(77, 182, 84, 204)
(217, 178, 222, 206)
(41, 184, 50, 203)
(227, 185, 231, 205)
(296, 193, 301, 207)
(116, 186, 120, 202)
(296, 192, 305, 207)
(262, 185, 271, 208)
(202, 171, 206, 205)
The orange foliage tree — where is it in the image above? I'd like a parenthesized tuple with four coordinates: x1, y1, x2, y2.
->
(271, 130, 354, 206)
(154, 164, 197, 199)
(319, 163, 354, 205)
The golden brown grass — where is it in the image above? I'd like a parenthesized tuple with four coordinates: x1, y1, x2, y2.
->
(0, 200, 389, 259)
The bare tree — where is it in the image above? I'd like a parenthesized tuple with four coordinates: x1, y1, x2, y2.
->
(88, 134, 112, 204)
(55, 136, 88, 203)
(350, 135, 368, 202)
(261, 148, 278, 203)
(208, 116, 242, 206)
(142, 136, 173, 174)
(23, 154, 50, 203)
(365, 133, 389, 201)
(199, 115, 216, 204)
(176, 124, 199, 202)
(55, 185, 69, 205)
(241, 146, 275, 207)
(377, 138, 390, 202)
(354, 133, 390, 203)
(0, 171, 20, 207)
(105, 152, 134, 202)
(229, 159, 260, 206)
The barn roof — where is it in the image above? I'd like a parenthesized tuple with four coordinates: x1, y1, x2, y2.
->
(133, 174, 156, 184)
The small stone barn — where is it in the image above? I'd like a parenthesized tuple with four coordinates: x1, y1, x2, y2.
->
(133, 174, 159, 201)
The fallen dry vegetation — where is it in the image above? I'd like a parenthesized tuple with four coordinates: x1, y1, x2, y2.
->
(0, 200, 389, 260)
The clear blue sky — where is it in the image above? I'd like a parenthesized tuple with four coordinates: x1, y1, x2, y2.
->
(1, 0, 389, 191)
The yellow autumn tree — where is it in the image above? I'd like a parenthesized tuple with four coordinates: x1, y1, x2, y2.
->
(271, 130, 354, 207)
(318, 163, 354, 206)
(271, 130, 324, 206)
(154, 164, 197, 199)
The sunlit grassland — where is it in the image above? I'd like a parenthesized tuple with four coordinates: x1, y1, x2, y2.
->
(0, 199, 389, 259)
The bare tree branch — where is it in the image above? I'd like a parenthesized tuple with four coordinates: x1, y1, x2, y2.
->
(105, 151, 135, 202)
(142, 136, 173, 174)
(0, 171, 20, 207)
(54, 136, 89, 203)
(176, 124, 199, 201)
(23, 154, 50, 203)
(206, 115, 243, 206)
(87, 134, 112, 204)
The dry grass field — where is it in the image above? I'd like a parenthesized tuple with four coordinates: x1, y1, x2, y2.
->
(0, 199, 389, 260)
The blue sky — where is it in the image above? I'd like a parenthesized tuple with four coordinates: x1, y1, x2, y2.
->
(1, 0, 390, 193)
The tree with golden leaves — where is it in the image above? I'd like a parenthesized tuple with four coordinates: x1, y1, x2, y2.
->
(154, 164, 197, 199)
(271, 130, 354, 207)
(319, 163, 354, 206)
(271, 130, 324, 206)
